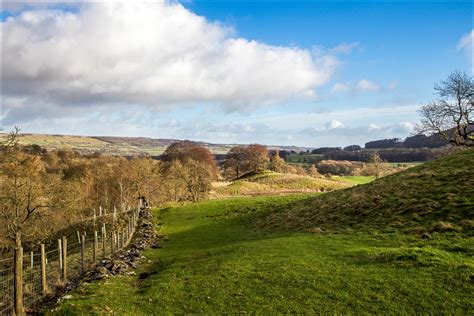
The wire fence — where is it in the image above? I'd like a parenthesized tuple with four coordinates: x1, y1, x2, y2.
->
(0, 207, 140, 315)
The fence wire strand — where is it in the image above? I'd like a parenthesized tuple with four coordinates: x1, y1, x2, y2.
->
(0, 209, 139, 315)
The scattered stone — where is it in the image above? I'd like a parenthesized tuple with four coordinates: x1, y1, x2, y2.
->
(83, 207, 161, 282)
(41, 207, 162, 313)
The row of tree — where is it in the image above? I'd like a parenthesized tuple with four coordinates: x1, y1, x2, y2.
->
(0, 132, 294, 251)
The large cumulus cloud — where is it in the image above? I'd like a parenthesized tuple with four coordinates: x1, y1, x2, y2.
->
(1, 1, 337, 124)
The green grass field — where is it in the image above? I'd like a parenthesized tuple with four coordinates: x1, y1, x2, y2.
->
(332, 175, 375, 185)
(50, 195, 473, 314)
(284, 153, 323, 166)
(49, 150, 474, 314)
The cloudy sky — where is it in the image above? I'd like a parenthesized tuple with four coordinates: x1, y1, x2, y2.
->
(1, 0, 472, 147)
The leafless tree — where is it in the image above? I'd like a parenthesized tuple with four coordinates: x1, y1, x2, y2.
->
(417, 71, 473, 147)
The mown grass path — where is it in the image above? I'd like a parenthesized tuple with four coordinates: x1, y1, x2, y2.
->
(51, 195, 473, 314)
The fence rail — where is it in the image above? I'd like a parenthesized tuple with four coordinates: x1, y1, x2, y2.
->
(0, 206, 140, 315)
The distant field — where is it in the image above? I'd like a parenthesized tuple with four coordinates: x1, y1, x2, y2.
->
(0, 133, 311, 156)
(388, 162, 424, 167)
(0, 133, 232, 155)
(332, 175, 375, 185)
(212, 171, 348, 197)
(52, 195, 473, 314)
(284, 153, 323, 165)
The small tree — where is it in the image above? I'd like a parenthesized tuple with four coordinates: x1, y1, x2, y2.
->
(307, 165, 320, 178)
(222, 144, 269, 180)
(161, 141, 218, 178)
(0, 147, 54, 248)
(244, 144, 269, 174)
(222, 146, 247, 180)
(269, 150, 285, 173)
(369, 152, 384, 178)
(417, 71, 473, 147)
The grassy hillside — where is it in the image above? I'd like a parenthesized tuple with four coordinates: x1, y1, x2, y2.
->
(258, 149, 474, 234)
(52, 195, 473, 314)
(212, 171, 348, 197)
(0, 132, 311, 156)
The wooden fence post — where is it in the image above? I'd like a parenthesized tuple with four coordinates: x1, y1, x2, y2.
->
(117, 232, 120, 250)
(14, 246, 24, 316)
(62, 236, 67, 282)
(81, 235, 85, 274)
(40, 244, 47, 294)
(102, 226, 106, 258)
(58, 239, 63, 270)
(111, 231, 115, 254)
(93, 231, 98, 263)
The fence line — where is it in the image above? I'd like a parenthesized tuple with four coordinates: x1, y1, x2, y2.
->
(0, 206, 141, 315)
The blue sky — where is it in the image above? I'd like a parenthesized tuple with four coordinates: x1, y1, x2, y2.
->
(1, 1, 472, 147)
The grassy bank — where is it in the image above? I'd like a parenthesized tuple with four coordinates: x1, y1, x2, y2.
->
(259, 149, 474, 234)
(212, 171, 348, 197)
(51, 195, 473, 314)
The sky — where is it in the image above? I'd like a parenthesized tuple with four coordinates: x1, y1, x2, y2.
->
(0, 0, 472, 147)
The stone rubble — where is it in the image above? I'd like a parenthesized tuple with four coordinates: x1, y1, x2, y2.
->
(42, 207, 160, 312)
(84, 207, 160, 281)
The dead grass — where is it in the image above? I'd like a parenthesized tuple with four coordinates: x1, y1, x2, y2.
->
(211, 171, 349, 197)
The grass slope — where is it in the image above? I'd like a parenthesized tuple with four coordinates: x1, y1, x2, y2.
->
(213, 171, 348, 197)
(259, 149, 474, 235)
(51, 196, 473, 314)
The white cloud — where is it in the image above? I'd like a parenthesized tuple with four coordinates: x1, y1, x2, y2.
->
(328, 42, 361, 54)
(331, 79, 381, 94)
(457, 29, 473, 51)
(325, 119, 344, 130)
(356, 79, 379, 92)
(457, 30, 473, 72)
(368, 123, 381, 131)
(398, 121, 415, 133)
(388, 81, 398, 90)
(1, 1, 338, 123)
(331, 82, 350, 93)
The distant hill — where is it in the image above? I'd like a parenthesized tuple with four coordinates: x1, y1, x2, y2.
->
(258, 149, 474, 235)
(0, 133, 312, 156)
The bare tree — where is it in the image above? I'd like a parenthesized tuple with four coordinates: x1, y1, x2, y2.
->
(0, 130, 55, 248)
(417, 71, 474, 147)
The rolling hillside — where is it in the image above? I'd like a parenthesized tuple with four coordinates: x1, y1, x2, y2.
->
(0, 132, 311, 156)
(258, 149, 474, 234)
